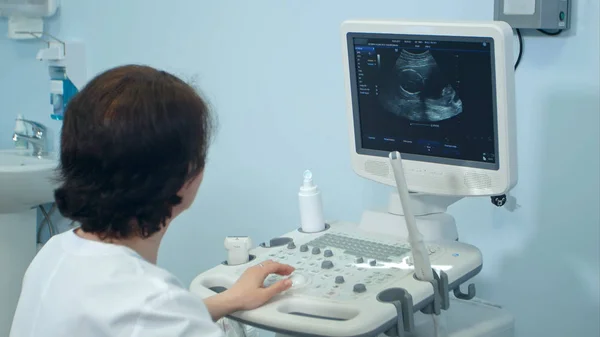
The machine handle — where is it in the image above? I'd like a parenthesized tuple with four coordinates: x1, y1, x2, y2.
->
(192, 283, 384, 337)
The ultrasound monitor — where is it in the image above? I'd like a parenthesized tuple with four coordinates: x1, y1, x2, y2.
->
(341, 20, 518, 196)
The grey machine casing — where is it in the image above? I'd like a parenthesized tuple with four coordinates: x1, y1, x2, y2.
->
(494, 0, 571, 30)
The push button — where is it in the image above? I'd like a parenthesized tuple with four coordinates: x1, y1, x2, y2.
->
(321, 260, 334, 269)
(353, 283, 367, 293)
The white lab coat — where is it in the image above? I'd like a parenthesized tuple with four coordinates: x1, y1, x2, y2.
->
(10, 229, 224, 337)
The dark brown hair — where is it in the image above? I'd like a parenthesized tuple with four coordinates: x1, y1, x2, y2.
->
(54, 64, 215, 239)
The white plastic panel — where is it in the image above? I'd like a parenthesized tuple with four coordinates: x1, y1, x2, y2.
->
(0, 0, 59, 18)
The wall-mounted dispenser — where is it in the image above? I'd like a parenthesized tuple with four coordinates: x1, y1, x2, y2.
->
(3, 0, 87, 120)
(0, 0, 59, 39)
(36, 40, 86, 120)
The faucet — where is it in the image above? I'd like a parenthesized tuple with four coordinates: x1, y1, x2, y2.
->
(12, 118, 49, 157)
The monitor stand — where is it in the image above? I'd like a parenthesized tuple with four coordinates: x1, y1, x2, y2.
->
(359, 192, 462, 242)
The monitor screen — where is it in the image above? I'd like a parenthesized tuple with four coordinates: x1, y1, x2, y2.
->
(347, 34, 499, 170)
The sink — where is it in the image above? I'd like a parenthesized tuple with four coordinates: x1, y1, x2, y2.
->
(0, 149, 59, 214)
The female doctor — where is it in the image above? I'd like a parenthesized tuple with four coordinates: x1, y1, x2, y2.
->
(10, 64, 294, 337)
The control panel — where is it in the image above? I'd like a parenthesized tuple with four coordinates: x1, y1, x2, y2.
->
(260, 231, 442, 302)
(190, 221, 482, 337)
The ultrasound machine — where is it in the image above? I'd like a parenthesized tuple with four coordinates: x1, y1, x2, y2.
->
(190, 19, 518, 337)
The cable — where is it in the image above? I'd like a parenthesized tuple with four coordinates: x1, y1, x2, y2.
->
(538, 29, 563, 36)
(514, 28, 564, 71)
(514, 29, 523, 70)
(38, 204, 57, 243)
(389, 151, 447, 337)
(388, 152, 433, 283)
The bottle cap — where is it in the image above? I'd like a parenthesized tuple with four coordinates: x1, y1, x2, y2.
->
(303, 170, 314, 188)
(299, 169, 319, 195)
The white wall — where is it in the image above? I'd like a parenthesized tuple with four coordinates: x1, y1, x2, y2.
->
(1, 1, 598, 336)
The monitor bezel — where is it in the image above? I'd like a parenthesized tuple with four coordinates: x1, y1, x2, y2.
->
(341, 20, 517, 196)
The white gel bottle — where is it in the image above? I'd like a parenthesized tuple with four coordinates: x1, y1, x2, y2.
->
(298, 170, 325, 232)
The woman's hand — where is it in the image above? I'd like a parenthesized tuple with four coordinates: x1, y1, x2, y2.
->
(228, 260, 295, 310)
(203, 260, 295, 321)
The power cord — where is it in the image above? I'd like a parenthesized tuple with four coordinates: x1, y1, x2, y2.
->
(514, 29, 523, 70)
(538, 29, 563, 36)
(513, 28, 563, 71)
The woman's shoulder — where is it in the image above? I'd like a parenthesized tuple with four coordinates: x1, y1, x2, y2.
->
(32, 229, 189, 300)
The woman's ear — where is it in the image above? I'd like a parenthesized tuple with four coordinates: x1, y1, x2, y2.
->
(172, 171, 204, 217)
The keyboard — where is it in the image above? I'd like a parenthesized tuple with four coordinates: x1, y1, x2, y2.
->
(307, 232, 413, 261)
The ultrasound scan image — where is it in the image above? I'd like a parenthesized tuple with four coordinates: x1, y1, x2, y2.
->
(379, 50, 463, 122)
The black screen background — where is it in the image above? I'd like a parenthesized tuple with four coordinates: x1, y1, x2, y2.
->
(353, 36, 497, 165)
